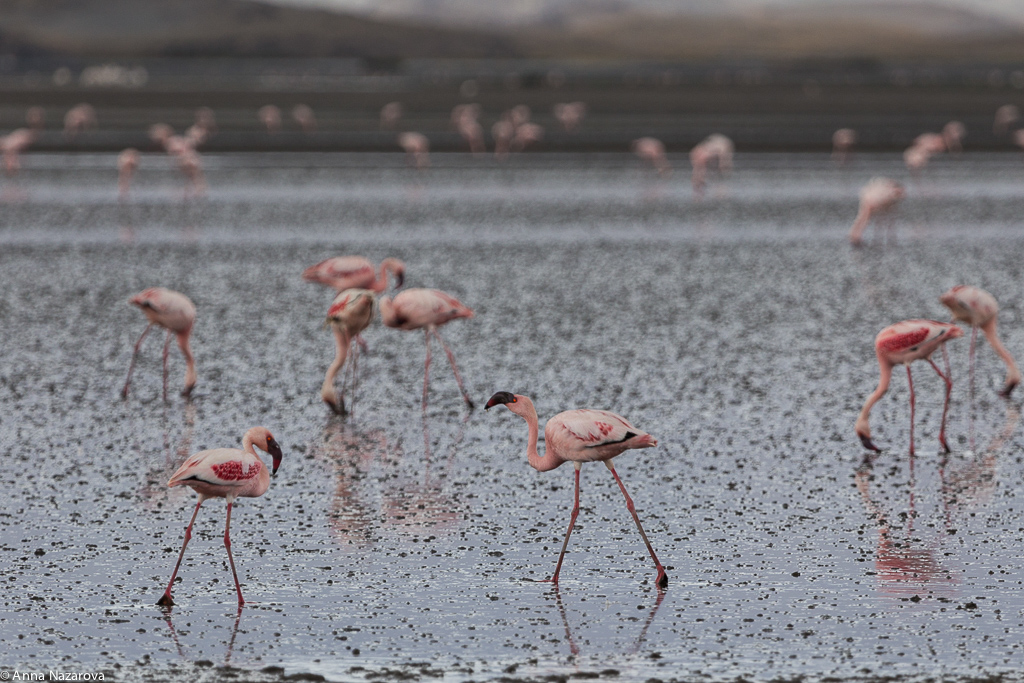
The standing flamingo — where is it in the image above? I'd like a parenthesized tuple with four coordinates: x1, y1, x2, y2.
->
(939, 285, 1020, 398)
(848, 177, 905, 245)
(302, 256, 405, 293)
(321, 289, 375, 414)
(157, 426, 283, 607)
(856, 320, 963, 455)
(123, 287, 197, 400)
(379, 288, 474, 410)
(485, 392, 667, 588)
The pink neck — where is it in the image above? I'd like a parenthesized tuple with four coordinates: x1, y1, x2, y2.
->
(517, 398, 562, 472)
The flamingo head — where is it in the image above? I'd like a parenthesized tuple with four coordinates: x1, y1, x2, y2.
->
(485, 391, 535, 419)
(327, 289, 375, 325)
(252, 427, 283, 475)
(938, 286, 971, 321)
(382, 258, 405, 288)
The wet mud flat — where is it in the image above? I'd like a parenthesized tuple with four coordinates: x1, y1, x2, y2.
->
(2, 153, 1024, 682)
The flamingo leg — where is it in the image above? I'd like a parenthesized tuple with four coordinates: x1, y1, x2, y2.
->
(223, 498, 245, 606)
(422, 329, 432, 411)
(907, 365, 916, 456)
(607, 463, 668, 589)
(162, 330, 172, 403)
(123, 323, 153, 398)
(969, 327, 977, 402)
(158, 497, 203, 606)
(927, 356, 953, 453)
(544, 465, 582, 585)
(433, 329, 474, 410)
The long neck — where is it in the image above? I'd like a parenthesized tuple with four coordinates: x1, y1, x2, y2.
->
(321, 327, 349, 401)
(982, 319, 1021, 382)
(517, 398, 562, 472)
(856, 357, 893, 438)
(242, 429, 261, 460)
(177, 332, 196, 391)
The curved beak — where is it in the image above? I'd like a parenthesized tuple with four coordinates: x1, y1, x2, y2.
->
(485, 391, 516, 410)
(395, 271, 405, 288)
(858, 433, 882, 453)
(266, 437, 283, 475)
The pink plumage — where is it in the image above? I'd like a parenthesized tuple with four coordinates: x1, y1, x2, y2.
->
(123, 287, 197, 401)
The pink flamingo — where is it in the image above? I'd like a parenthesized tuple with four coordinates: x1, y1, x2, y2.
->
(123, 287, 197, 401)
(381, 102, 403, 130)
(492, 119, 515, 160)
(452, 105, 485, 155)
(379, 288, 474, 410)
(994, 105, 1019, 136)
(942, 122, 965, 153)
(856, 320, 963, 455)
(321, 289, 375, 414)
(258, 105, 282, 133)
(398, 132, 430, 169)
(690, 134, 734, 194)
(632, 137, 670, 176)
(63, 103, 96, 139)
(849, 177, 905, 245)
(513, 122, 544, 152)
(157, 426, 283, 607)
(117, 148, 140, 198)
(176, 149, 206, 198)
(832, 128, 856, 164)
(292, 104, 317, 133)
(903, 144, 931, 175)
(1, 128, 37, 176)
(302, 256, 405, 293)
(485, 392, 667, 588)
(553, 102, 587, 133)
(510, 105, 531, 127)
(940, 285, 1020, 397)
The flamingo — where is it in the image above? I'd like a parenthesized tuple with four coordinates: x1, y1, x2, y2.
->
(942, 122, 965, 153)
(492, 119, 515, 160)
(381, 102, 402, 129)
(849, 177, 905, 245)
(690, 134, 734, 193)
(856, 320, 963, 455)
(292, 104, 317, 133)
(157, 426, 283, 607)
(1, 128, 37, 176)
(258, 105, 282, 133)
(123, 287, 197, 401)
(939, 285, 1020, 398)
(632, 137, 670, 176)
(301, 255, 405, 293)
(379, 288, 474, 410)
(832, 128, 856, 164)
(452, 105, 485, 155)
(553, 102, 587, 133)
(994, 105, 1019, 136)
(485, 392, 667, 588)
(513, 122, 544, 152)
(117, 148, 140, 198)
(63, 103, 96, 139)
(321, 289, 375, 415)
(398, 132, 430, 169)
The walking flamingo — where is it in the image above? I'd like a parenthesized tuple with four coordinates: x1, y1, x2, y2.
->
(379, 288, 474, 410)
(123, 287, 197, 400)
(632, 137, 670, 176)
(156, 426, 283, 607)
(856, 320, 963, 455)
(939, 285, 1020, 398)
(485, 392, 667, 588)
(302, 256, 405, 293)
(321, 289, 375, 414)
(848, 177, 905, 245)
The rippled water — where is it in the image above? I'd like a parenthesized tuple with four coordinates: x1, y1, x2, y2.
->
(3, 152, 1024, 682)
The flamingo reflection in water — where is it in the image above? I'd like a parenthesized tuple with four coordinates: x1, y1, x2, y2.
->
(549, 584, 666, 658)
(161, 605, 243, 665)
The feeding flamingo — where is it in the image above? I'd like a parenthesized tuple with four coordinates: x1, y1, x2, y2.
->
(485, 392, 667, 588)
(848, 177, 905, 245)
(939, 285, 1020, 398)
(856, 320, 963, 455)
(690, 134, 734, 194)
(379, 288, 474, 410)
(301, 256, 405, 293)
(157, 426, 283, 607)
(321, 289, 376, 415)
(123, 287, 197, 401)
(632, 137, 670, 176)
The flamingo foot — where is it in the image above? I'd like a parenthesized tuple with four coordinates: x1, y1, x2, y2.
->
(157, 593, 175, 607)
(858, 433, 882, 452)
(655, 568, 668, 589)
(1000, 381, 1018, 399)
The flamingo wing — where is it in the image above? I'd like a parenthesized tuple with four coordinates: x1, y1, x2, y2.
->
(545, 409, 646, 461)
(303, 257, 374, 287)
(168, 448, 262, 488)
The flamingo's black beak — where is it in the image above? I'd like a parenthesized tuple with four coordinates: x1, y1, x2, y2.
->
(266, 437, 283, 475)
(395, 271, 405, 288)
(1001, 381, 1018, 399)
(858, 433, 882, 453)
(485, 392, 516, 410)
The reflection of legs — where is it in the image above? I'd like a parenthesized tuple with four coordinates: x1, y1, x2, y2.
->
(907, 366, 916, 456)
(158, 497, 204, 606)
(162, 330, 172, 402)
(224, 499, 245, 606)
(606, 462, 668, 588)
(927, 357, 952, 453)
(545, 465, 581, 584)
(422, 329, 432, 411)
(123, 323, 153, 398)
(434, 329, 474, 409)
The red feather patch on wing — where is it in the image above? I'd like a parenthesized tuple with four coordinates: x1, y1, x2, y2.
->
(211, 460, 261, 481)
(878, 327, 929, 353)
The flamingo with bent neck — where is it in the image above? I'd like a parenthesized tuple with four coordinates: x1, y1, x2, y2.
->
(486, 392, 667, 589)
(321, 289, 375, 414)
(940, 285, 1020, 398)
(157, 426, 283, 607)
(302, 256, 405, 293)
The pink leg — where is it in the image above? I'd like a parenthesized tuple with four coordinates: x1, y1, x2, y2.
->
(969, 327, 977, 401)
(544, 467, 582, 585)
(928, 356, 953, 453)
(433, 329, 474, 409)
(422, 329, 432, 411)
(122, 323, 153, 398)
(162, 330, 172, 403)
(158, 498, 203, 606)
(907, 365, 916, 456)
(224, 500, 244, 606)
(608, 464, 668, 589)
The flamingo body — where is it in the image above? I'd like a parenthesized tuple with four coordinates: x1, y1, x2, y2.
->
(849, 177, 905, 245)
(856, 320, 963, 454)
(321, 289, 376, 414)
(486, 392, 666, 588)
(123, 287, 197, 399)
(158, 426, 283, 606)
(632, 137, 670, 176)
(302, 255, 404, 293)
(940, 285, 1021, 397)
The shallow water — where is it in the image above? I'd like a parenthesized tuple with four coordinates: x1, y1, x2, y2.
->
(3, 152, 1024, 682)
